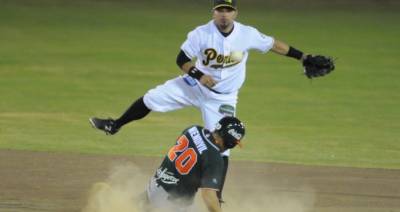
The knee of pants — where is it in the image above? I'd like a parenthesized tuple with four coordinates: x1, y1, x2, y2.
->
(143, 91, 177, 113)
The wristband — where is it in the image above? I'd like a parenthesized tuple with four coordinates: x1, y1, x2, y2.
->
(188, 67, 204, 80)
(287, 46, 304, 60)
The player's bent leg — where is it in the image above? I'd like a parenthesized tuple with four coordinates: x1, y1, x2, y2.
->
(146, 177, 190, 212)
(89, 97, 150, 135)
(90, 76, 200, 135)
(146, 178, 170, 210)
(115, 96, 151, 128)
(201, 102, 236, 157)
(143, 76, 201, 112)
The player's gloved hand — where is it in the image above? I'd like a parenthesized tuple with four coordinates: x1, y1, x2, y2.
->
(200, 75, 217, 88)
(302, 55, 335, 79)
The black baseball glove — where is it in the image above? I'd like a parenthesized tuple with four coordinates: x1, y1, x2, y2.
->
(302, 55, 335, 79)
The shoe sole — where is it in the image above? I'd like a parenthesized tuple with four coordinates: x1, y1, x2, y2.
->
(89, 118, 98, 129)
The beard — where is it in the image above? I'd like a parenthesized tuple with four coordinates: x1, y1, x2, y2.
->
(216, 19, 233, 31)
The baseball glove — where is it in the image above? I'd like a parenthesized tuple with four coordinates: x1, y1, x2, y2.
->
(302, 55, 335, 79)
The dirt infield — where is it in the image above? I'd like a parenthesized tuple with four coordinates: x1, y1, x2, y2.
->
(0, 149, 399, 212)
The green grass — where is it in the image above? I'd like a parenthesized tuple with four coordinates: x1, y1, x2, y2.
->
(1, 0, 399, 169)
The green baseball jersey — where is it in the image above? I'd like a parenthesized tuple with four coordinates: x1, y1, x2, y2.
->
(154, 125, 223, 201)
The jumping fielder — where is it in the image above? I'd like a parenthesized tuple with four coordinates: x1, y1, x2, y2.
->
(141, 117, 245, 212)
(90, 0, 334, 202)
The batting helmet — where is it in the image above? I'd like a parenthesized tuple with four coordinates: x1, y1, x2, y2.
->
(215, 116, 245, 149)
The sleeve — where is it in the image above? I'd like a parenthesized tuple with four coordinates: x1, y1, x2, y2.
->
(200, 152, 223, 190)
(248, 27, 275, 53)
(176, 49, 192, 68)
(180, 29, 201, 59)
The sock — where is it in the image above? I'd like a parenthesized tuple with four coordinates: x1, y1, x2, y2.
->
(115, 97, 151, 128)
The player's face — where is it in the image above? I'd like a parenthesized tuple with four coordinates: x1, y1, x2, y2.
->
(213, 7, 237, 31)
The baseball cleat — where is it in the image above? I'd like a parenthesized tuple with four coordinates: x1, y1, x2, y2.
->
(89, 117, 120, 135)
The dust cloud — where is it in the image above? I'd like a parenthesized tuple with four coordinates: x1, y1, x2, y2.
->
(82, 163, 315, 212)
(82, 163, 147, 212)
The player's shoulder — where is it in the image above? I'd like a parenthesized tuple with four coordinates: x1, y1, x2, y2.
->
(189, 20, 214, 34)
(235, 21, 260, 33)
(182, 125, 206, 140)
(181, 125, 218, 149)
(184, 125, 213, 137)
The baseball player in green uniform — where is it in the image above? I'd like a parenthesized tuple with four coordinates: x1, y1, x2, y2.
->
(142, 117, 245, 212)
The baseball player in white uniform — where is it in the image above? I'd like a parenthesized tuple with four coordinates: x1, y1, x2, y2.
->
(90, 0, 332, 203)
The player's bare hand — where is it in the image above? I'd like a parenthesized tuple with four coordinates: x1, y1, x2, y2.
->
(199, 75, 217, 88)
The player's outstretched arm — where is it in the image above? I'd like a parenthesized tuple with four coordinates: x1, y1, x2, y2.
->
(270, 39, 335, 79)
(271, 39, 307, 60)
(200, 188, 222, 212)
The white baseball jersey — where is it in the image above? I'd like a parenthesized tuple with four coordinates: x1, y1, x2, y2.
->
(181, 20, 275, 94)
(144, 20, 274, 156)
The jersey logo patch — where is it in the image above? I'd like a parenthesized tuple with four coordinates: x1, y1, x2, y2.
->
(202, 48, 241, 69)
(228, 128, 242, 140)
(156, 168, 180, 185)
(183, 75, 198, 87)
(218, 104, 235, 116)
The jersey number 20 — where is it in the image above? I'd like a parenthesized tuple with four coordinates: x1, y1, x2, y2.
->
(168, 135, 198, 175)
